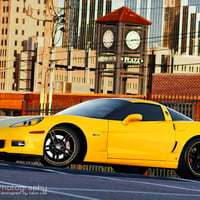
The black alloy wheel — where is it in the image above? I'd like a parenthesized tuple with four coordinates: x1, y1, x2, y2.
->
(43, 126, 81, 167)
(176, 138, 200, 179)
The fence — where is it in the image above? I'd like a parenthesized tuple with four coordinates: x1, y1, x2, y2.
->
(21, 94, 200, 178)
(22, 94, 200, 121)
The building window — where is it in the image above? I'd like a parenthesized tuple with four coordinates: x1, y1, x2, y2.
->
(22, 18, 25, 24)
(2, 18, 5, 24)
(2, 29, 4, 34)
(16, 7, 19, 12)
(15, 41, 17, 46)
(6, 17, 8, 23)
(14, 50, 17, 56)
(36, 31, 39, 36)
(15, 29, 18, 35)
(37, 20, 39, 25)
(16, 18, 19, 23)
(22, 30, 24, 35)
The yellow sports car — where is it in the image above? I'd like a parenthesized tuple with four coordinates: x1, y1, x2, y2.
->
(0, 98, 200, 179)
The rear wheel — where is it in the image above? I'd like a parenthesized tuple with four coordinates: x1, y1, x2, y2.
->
(112, 165, 148, 175)
(176, 138, 200, 179)
(42, 126, 81, 167)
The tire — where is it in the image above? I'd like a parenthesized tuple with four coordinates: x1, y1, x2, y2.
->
(113, 165, 148, 175)
(42, 126, 81, 167)
(176, 138, 200, 179)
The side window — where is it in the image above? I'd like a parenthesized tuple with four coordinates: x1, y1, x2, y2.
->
(106, 102, 165, 121)
(130, 103, 165, 121)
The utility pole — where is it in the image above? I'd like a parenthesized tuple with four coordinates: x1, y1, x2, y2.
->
(147, 50, 155, 95)
(40, 0, 53, 115)
(171, 48, 174, 73)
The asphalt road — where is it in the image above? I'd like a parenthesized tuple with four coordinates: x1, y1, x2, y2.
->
(0, 162, 199, 200)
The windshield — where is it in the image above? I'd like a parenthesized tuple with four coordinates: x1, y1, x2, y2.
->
(56, 99, 129, 119)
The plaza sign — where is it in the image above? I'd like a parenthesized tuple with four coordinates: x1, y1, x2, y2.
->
(121, 57, 144, 64)
(98, 56, 143, 65)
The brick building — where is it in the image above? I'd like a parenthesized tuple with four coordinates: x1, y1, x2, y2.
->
(152, 73, 200, 95)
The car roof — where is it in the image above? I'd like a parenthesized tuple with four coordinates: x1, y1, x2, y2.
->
(92, 98, 162, 106)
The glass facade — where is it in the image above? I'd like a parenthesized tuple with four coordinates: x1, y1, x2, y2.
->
(71, 0, 112, 49)
(68, 0, 200, 55)
(112, 0, 164, 48)
(189, 0, 200, 12)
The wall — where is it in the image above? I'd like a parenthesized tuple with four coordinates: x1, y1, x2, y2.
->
(152, 73, 200, 95)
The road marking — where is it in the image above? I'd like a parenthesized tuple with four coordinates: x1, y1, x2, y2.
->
(17, 165, 67, 175)
(0, 180, 100, 200)
(96, 176, 200, 193)
(49, 187, 200, 197)
(0, 163, 67, 175)
(170, 176, 200, 184)
(75, 174, 200, 193)
(1, 162, 200, 195)
(0, 178, 199, 199)
(0, 163, 9, 166)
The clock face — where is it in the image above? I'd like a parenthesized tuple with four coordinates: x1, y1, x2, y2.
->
(103, 29, 114, 48)
(125, 31, 141, 50)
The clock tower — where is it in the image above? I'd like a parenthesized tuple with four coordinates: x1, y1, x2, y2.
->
(95, 7, 152, 95)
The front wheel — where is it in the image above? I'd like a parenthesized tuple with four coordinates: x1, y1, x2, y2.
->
(42, 126, 81, 167)
(176, 138, 200, 179)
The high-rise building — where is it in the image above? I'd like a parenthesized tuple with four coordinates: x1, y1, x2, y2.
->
(0, 0, 47, 92)
(162, 0, 200, 55)
(114, 0, 200, 56)
(178, 0, 200, 55)
(112, 0, 165, 49)
(70, 0, 112, 49)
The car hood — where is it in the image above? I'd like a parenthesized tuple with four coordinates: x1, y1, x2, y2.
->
(0, 116, 44, 127)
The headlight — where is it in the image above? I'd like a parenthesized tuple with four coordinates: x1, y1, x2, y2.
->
(10, 117, 44, 127)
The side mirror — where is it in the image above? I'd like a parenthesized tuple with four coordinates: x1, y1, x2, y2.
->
(122, 114, 143, 125)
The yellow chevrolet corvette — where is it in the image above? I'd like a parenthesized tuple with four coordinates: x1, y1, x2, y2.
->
(0, 98, 200, 179)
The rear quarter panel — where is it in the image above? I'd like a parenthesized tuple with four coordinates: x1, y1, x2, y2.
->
(170, 121, 200, 161)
